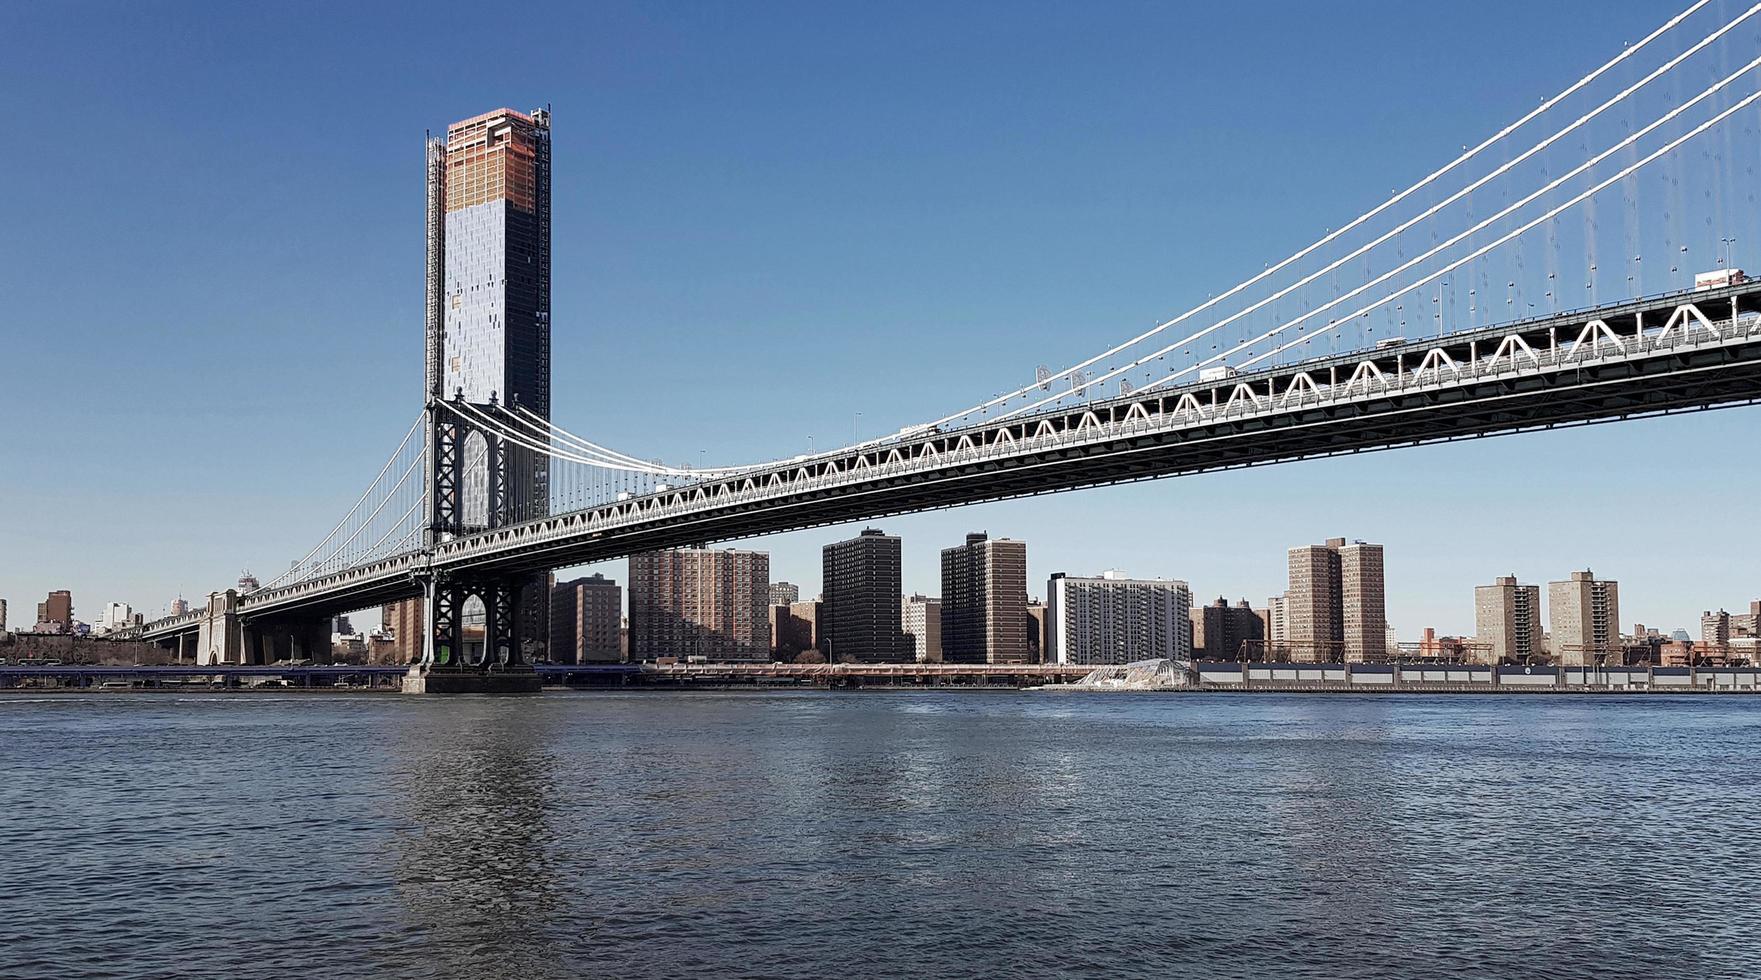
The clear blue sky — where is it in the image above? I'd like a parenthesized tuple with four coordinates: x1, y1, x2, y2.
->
(2, 0, 1755, 637)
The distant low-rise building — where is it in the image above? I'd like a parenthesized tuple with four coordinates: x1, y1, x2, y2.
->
(768, 582, 801, 608)
(96, 602, 137, 635)
(332, 632, 368, 662)
(1658, 639, 1701, 667)
(901, 595, 942, 663)
(1197, 597, 1265, 660)
(551, 574, 623, 663)
(367, 628, 398, 664)
(772, 600, 821, 660)
(1415, 627, 1477, 661)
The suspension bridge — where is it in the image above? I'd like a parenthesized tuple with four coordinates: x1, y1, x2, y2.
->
(128, 2, 1761, 688)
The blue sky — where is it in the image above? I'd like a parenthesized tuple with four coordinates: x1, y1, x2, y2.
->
(2, 0, 1755, 637)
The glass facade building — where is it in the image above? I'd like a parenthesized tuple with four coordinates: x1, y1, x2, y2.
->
(439, 108, 551, 414)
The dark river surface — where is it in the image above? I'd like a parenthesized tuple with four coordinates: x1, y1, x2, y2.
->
(3, 691, 1759, 979)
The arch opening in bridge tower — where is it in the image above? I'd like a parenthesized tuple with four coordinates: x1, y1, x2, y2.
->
(461, 594, 487, 666)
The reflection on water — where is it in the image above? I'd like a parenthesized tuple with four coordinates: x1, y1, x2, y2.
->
(386, 701, 563, 977)
(2, 692, 1759, 979)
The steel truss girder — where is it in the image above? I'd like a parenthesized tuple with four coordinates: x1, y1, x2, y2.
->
(451, 341, 1761, 580)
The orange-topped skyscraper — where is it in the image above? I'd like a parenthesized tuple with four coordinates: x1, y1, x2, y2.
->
(426, 107, 551, 424)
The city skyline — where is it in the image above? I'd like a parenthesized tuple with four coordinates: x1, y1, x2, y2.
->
(3, 1, 1758, 639)
(8, 517, 1758, 647)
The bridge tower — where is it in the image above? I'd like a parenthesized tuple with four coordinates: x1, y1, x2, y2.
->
(423, 394, 534, 676)
(412, 106, 554, 692)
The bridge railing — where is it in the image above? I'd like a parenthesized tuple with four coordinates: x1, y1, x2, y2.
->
(231, 551, 429, 618)
(127, 610, 204, 640)
(1184, 298, 1755, 425)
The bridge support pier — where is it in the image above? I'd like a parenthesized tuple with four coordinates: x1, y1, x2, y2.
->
(196, 590, 244, 665)
(402, 573, 541, 694)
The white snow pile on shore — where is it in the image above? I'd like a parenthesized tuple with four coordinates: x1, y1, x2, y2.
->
(1056, 658, 1190, 691)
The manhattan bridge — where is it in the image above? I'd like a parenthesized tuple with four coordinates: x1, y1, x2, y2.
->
(131, 2, 1761, 686)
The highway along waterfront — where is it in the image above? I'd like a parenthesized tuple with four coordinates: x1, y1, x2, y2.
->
(2, 691, 1758, 979)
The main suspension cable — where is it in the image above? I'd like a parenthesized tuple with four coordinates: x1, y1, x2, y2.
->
(1010, 55, 1761, 414)
(911, 0, 1718, 431)
(508, 405, 770, 477)
(1218, 84, 1761, 379)
(983, 5, 1759, 424)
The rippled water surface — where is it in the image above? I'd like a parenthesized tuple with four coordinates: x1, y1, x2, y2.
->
(4, 691, 1760, 979)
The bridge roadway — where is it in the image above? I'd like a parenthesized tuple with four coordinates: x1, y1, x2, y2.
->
(140, 281, 1761, 639)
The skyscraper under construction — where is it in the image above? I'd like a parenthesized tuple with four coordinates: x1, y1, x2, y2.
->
(426, 107, 553, 654)
(430, 107, 552, 424)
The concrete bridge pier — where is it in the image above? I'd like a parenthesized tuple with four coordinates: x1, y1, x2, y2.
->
(195, 590, 244, 665)
(402, 574, 542, 694)
(184, 591, 331, 666)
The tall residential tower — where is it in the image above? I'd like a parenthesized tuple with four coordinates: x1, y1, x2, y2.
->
(1046, 571, 1192, 666)
(940, 532, 1029, 664)
(821, 529, 908, 662)
(1285, 538, 1386, 662)
(629, 547, 771, 662)
(1474, 575, 1543, 664)
(1548, 570, 1621, 665)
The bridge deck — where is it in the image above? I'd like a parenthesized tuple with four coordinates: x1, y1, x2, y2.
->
(139, 283, 1761, 635)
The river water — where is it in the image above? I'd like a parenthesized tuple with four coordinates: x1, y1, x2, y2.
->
(3, 691, 1758, 979)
